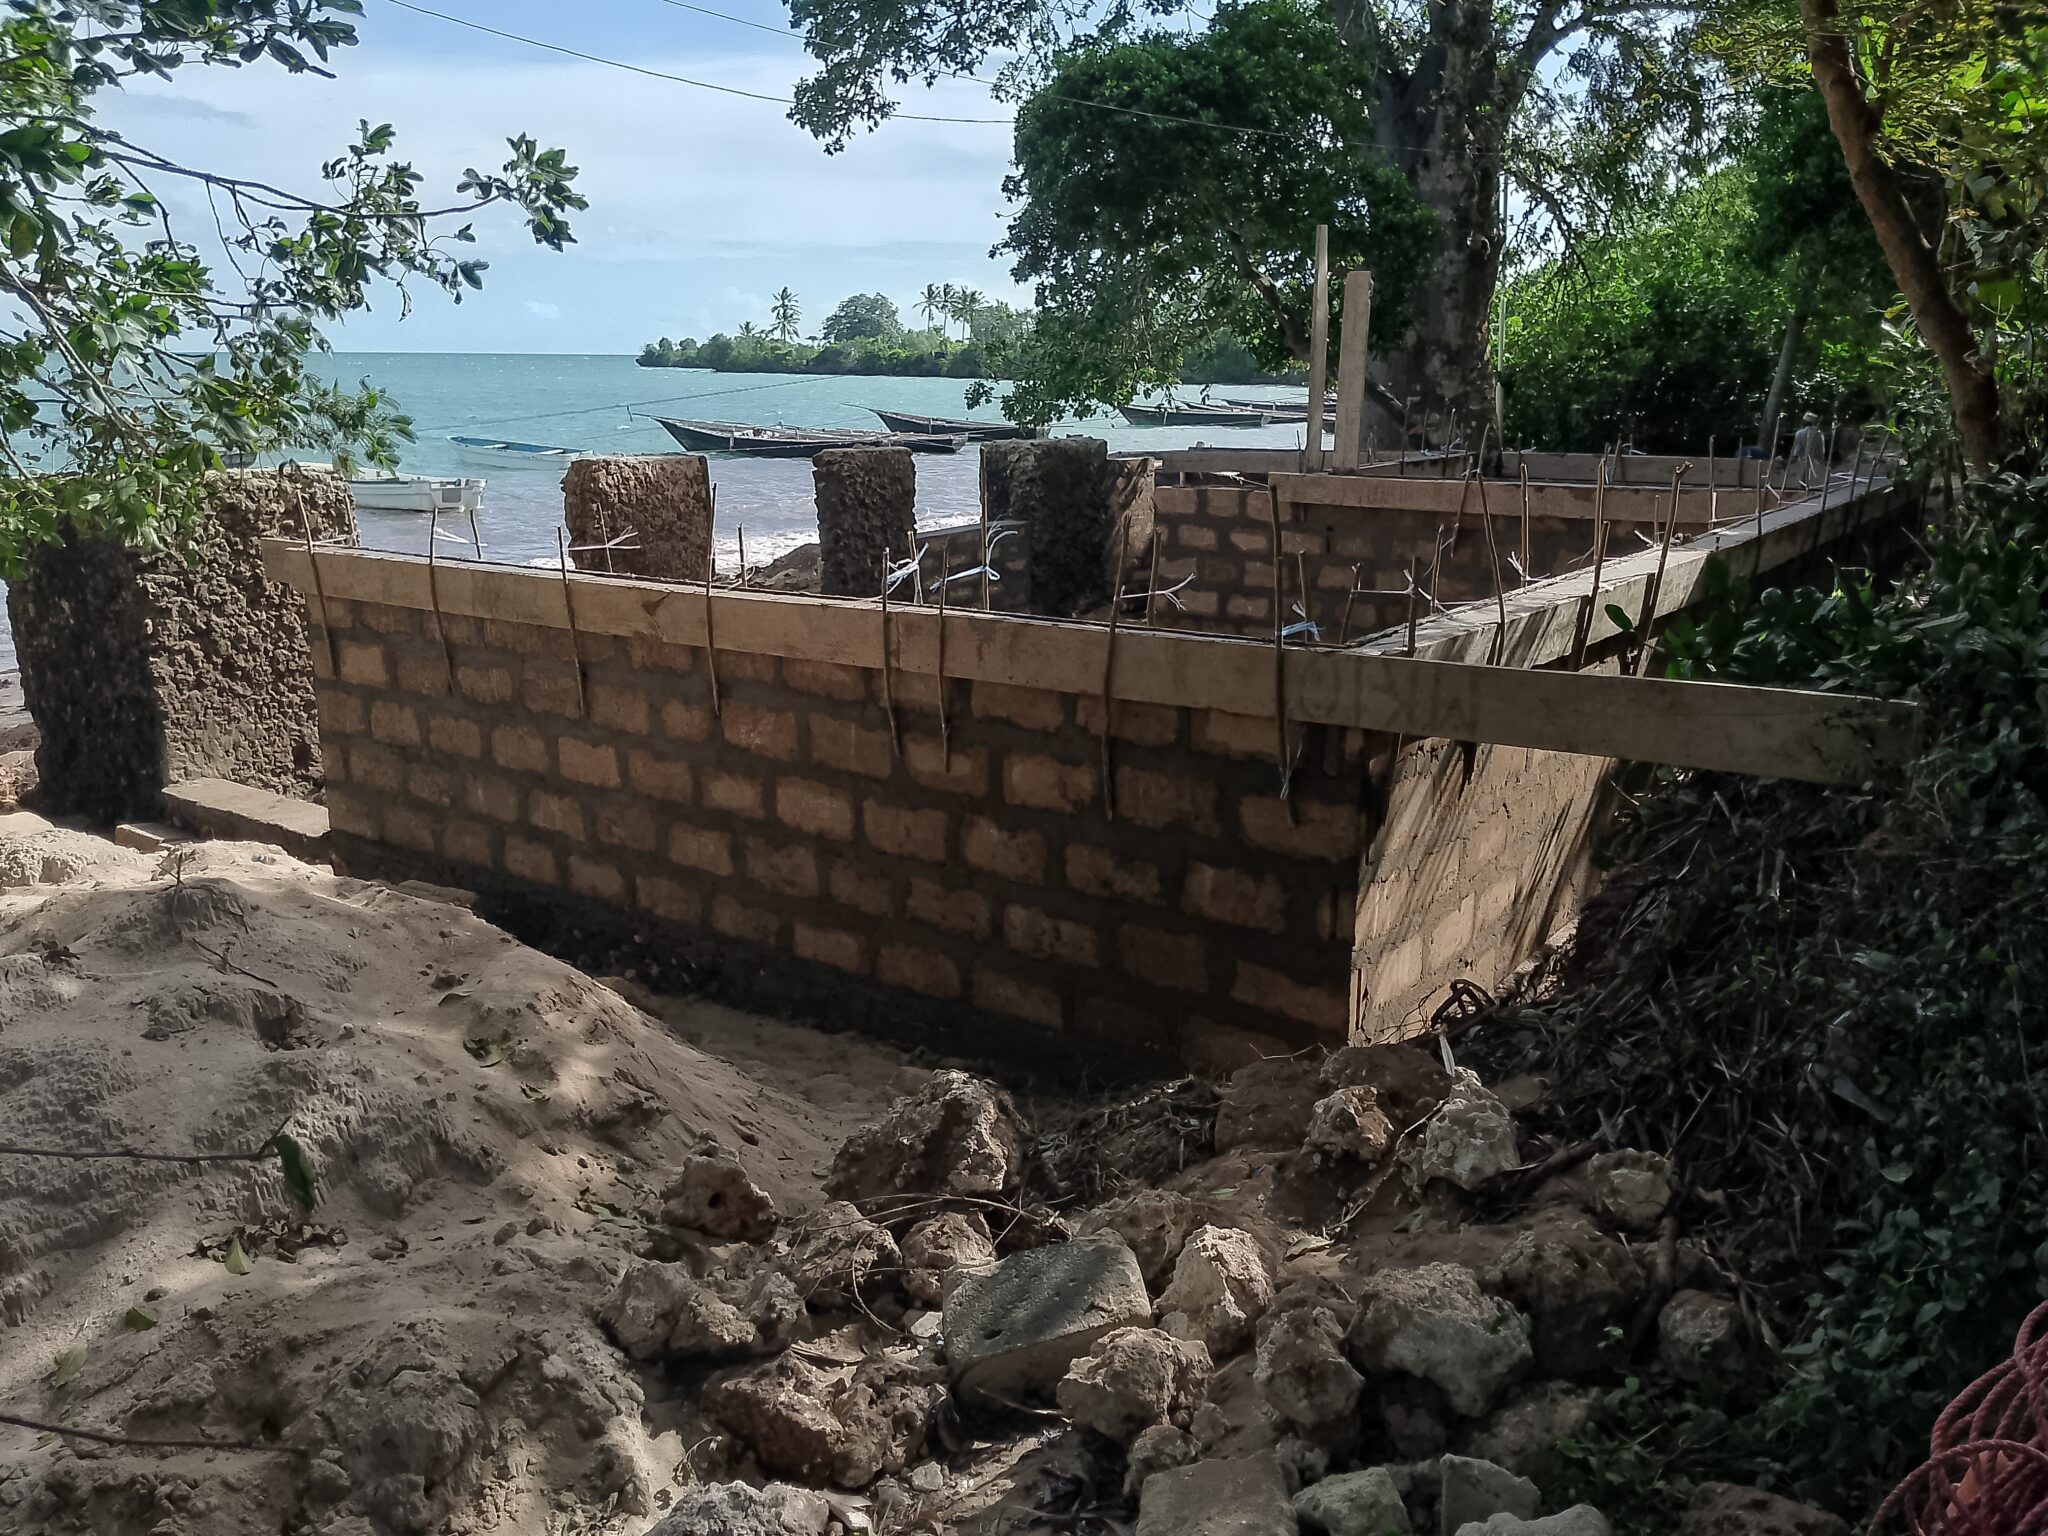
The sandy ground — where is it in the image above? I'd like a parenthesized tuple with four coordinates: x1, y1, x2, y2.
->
(0, 822, 914, 1535)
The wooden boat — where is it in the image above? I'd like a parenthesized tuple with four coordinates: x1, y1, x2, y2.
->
(652, 417, 966, 458)
(349, 473, 485, 514)
(1221, 395, 1338, 421)
(1118, 402, 1270, 428)
(449, 435, 582, 469)
(866, 408, 1044, 441)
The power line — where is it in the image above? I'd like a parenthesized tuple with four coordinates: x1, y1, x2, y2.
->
(644, 0, 1303, 140)
(380, 0, 1010, 123)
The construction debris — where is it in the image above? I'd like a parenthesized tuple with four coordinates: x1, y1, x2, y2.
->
(943, 1233, 1152, 1400)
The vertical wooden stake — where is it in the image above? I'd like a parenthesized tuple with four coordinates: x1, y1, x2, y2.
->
(737, 525, 748, 589)
(1302, 225, 1331, 472)
(1397, 397, 1412, 476)
(1706, 435, 1718, 525)
(557, 529, 589, 720)
(1331, 270, 1374, 472)
(467, 500, 483, 560)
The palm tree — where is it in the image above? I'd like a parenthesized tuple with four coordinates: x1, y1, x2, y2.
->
(917, 283, 946, 331)
(738, 320, 758, 340)
(937, 283, 960, 338)
(769, 288, 800, 343)
(954, 287, 987, 341)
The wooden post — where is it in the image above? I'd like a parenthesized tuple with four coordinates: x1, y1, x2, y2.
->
(1302, 226, 1331, 472)
(1331, 270, 1374, 472)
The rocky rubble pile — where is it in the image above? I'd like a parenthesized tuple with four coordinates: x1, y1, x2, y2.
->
(604, 1050, 1842, 1536)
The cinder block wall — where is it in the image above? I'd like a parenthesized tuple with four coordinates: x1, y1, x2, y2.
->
(307, 584, 1370, 1063)
(1150, 484, 1668, 641)
(1351, 737, 1611, 1038)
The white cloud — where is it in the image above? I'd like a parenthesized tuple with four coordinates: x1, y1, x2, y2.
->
(94, 45, 1029, 350)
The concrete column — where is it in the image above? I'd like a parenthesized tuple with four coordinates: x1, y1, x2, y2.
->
(563, 454, 712, 582)
(7, 467, 357, 823)
(980, 437, 1133, 617)
(814, 447, 916, 598)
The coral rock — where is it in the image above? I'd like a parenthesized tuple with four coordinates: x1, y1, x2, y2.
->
(1481, 1211, 1646, 1379)
(1583, 1150, 1672, 1232)
(1056, 1326, 1213, 1440)
(1077, 1189, 1195, 1289)
(660, 1147, 779, 1241)
(1158, 1225, 1276, 1358)
(899, 1210, 996, 1306)
(1344, 1264, 1532, 1418)
(1304, 1086, 1396, 1163)
(1256, 1304, 1365, 1430)
(781, 1200, 901, 1308)
(824, 1069, 1027, 1207)
(645, 1480, 832, 1535)
(1126, 1424, 1200, 1497)
(1294, 1467, 1412, 1536)
(1416, 1073, 1519, 1191)
(1656, 1291, 1747, 1385)
(944, 1234, 1153, 1401)
(1138, 1454, 1298, 1536)
(1217, 1059, 1324, 1152)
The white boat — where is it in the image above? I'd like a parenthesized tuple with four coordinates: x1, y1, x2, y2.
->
(349, 474, 485, 514)
(448, 434, 583, 470)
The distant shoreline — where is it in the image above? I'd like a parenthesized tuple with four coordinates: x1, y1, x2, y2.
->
(634, 358, 1312, 387)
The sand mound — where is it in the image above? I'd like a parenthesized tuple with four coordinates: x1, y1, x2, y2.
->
(0, 829, 907, 1535)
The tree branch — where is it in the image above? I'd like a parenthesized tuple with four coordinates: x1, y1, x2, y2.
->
(0, 1412, 309, 1457)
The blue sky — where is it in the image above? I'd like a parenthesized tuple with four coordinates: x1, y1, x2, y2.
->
(99, 0, 1027, 353)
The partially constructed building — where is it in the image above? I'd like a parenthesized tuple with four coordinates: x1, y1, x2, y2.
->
(259, 435, 1907, 1065)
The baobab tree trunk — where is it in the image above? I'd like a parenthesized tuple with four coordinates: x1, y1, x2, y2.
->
(1367, 0, 1506, 443)
(1800, 0, 2003, 472)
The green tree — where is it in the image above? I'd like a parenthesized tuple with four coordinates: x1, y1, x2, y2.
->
(917, 282, 947, 329)
(769, 286, 802, 342)
(1729, 0, 2048, 466)
(788, 0, 1717, 428)
(0, 0, 583, 567)
(821, 291, 903, 342)
(990, 1, 1432, 424)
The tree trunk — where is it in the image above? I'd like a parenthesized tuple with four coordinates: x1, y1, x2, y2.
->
(1369, 0, 1505, 444)
(1759, 294, 1808, 453)
(1799, 0, 2003, 472)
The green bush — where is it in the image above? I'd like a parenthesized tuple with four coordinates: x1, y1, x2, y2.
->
(1480, 460, 2048, 1529)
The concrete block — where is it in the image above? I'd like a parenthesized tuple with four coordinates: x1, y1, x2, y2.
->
(162, 777, 331, 862)
(1138, 1455, 1298, 1536)
(114, 821, 194, 853)
(943, 1233, 1150, 1401)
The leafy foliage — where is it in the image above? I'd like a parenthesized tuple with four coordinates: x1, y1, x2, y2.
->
(1499, 93, 1899, 455)
(990, 0, 1433, 424)
(0, 1, 584, 570)
(820, 291, 904, 343)
(1470, 457, 2048, 1527)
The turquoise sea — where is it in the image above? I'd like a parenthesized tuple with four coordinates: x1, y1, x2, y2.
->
(0, 353, 1321, 671)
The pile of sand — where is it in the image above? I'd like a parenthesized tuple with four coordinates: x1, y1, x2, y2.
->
(0, 823, 910, 1535)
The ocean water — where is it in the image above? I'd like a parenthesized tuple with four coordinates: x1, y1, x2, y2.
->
(0, 353, 1320, 671)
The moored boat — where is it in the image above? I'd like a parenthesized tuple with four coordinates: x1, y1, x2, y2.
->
(651, 417, 967, 458)
(448, 435, 582, 469)
(1118, 402, 1270, 428)
(866, 408, 1044, 441)
(349, 474, 485, 514)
